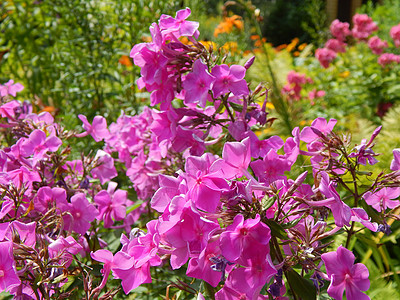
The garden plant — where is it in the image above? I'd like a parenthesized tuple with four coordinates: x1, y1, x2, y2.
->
(1, 4, 400, 300)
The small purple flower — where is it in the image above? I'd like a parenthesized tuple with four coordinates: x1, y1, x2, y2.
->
(182, 60, 215, 108)
(322, 246, 370, 300)
(211, 64, 248, 98)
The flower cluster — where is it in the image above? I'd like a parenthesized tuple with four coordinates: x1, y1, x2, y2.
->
(316, 14, 400, 68)
(1, 8, 400, 300)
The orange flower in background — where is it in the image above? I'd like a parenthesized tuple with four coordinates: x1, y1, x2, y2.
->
(214, 15, 244, 37)
(275, 44, 287, 51)
(286, 37, 299, 52)
(298, 43, 307, 51)
(119, 55, 133, 67)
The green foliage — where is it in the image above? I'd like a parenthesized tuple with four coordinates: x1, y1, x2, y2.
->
(0, 0, 184, 125)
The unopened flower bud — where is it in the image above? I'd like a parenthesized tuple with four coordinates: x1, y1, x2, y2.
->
(244, 56, 255, 69)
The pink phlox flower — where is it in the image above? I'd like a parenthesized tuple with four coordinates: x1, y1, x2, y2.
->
(228, 120, 251, 141)
(250, 149, 291, 185)
(348, 139, 378, 166)
(249, 133, 284, 158)
(219, 252, 276, 299)
(48, 236, 83, 268)
(7, 221, 36, 247)
(35, 186, 68, 213)
(325, 39, 347, 53)
(378, 53, 400, 66)
(0, 241, 21, 293)
(150, 108, 180, 149)
(0, 223, 10, 241)
(319, 172, 352, 227)
(352, 13, 378, 40)
(315, 48, 337, 68)
(187, 239, 232, 287)
(368, 36, 388, 55)
(220, 214, 271, 263)
(161, 206, 219, 269)
(112, 228, 162, 294)
(91, 150, 118, 185)
(159, 7, 199, 38)
(77, 114, 110, 142)
(0, 80, 24, 97)
(220, 137, 251, 179)
(390, 24, 400, 47)
(126, 151, 161, 200)
(185, 153, 230, 212)
(350, 208, 378, 231)
(171, 126, 206, 156)
(321, 245, 370, 300)
(94, 182, 127, 228)
(300, 117, 337, 144)
(330, 19, 351, 41)
(8, 166, 41, 191)
(363, 187, 400, 212)
(182, 59, 216, 108)
(211, 64, 248, 98)
(151, 174, 186, 212)
(63, 193, 98, 235)
(390, 148, 400, 171)
(90, 249, 115, 292)
(20, 129, 62, 160)
(25, 111, 54, 127)
(0, 100, 20, 120)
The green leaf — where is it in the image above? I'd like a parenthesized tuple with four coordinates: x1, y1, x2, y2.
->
(264, 219, 288, 240)
(228, 101, 243, 112)
(285, 269, 316, 300)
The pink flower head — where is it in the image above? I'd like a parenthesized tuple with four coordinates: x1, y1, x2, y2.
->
(48, 236, 83, 268)
(20, 129, 62, 160)
(325, 39, 347, 53)
(211, 64, 248, 98)
(0, 241, 20, 293)
(308, 89, 326, 101)
(352, 14, 378, 40)
(63, 193, 99, 235)
(322, 246, 370, 300)
(220, 214, 271, 263)
(182, 59, 216, 107)
(363, 187, 400, 212)
(378, 53, 400, 67)
(330, 19, 351, 41)
(35, 186, 68, 213)
(390, 24, 400, 47)
(91, 150, 118, 184)
(368, 36, 388, 55)
(390, 148, 400, 171)
(94, 182, 127, 228)
(77, 114, 110, 142)
(0, 80, 24, 97)
(0, 100, 20, 119)
(315, 48, 337, 68)
(300, 117, 337, 143)
(159, 7, 199, 38)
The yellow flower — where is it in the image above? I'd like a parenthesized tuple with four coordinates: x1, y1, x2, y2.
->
(265, 102, 275, 110)
(199, 40, 218, 50)
(339, 70, 350, 78)
(222, 41, 239, 54)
